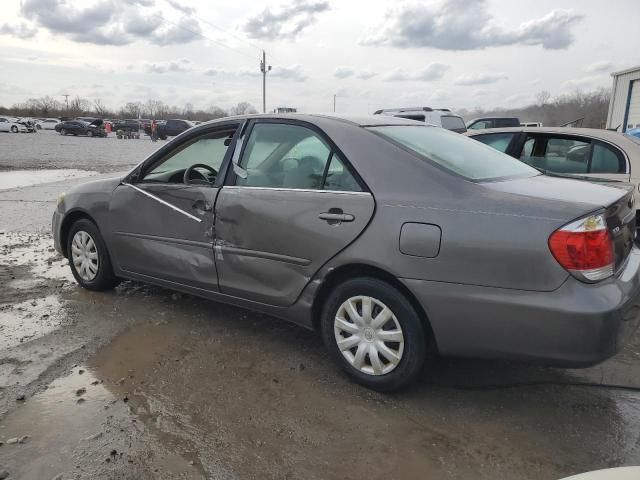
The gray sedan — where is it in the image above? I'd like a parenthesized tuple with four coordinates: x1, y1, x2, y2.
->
(52, 114, 640, 391)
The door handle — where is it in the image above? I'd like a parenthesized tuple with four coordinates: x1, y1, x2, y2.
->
(319, 209, 355, 224)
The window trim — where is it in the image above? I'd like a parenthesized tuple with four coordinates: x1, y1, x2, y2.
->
(223, 118, 369, 193)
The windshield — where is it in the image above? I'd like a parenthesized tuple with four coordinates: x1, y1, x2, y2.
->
(368, 125, 539, 181)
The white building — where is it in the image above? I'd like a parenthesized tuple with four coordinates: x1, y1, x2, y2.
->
(607, 66, 640, 132)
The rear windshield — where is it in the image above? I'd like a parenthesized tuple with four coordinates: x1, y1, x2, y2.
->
(368, 125, 539, 181)
(440, 115, 466, 131)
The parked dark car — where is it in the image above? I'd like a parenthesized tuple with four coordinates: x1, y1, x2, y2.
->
(55, 119, 106, 137)
(52, 114, 640, 391)
(112, 119, 140, 133)
(145, 119, 194, 139)
(467, 117, 520, 130)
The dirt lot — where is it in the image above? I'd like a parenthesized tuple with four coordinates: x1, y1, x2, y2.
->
(0, 131, 639, 479)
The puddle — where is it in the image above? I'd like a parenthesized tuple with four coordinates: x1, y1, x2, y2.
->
(0, 169, 98, 191)
(0, 364, 203, 479)
(0, 295, 65, 349)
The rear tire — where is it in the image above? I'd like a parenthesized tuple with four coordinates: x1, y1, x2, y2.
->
(320, 277, 428, 392)
(67, 219, 120, 291)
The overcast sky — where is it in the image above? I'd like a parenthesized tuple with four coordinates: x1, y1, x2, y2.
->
(0, 0, 638, 114)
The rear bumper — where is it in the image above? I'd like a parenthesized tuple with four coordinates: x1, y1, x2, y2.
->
(401, 249, 640, 367)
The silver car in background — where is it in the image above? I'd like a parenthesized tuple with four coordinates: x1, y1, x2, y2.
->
(52, 114, 640, 391)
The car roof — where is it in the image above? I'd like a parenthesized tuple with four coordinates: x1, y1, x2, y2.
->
(465, 126, 640, 152)
(199, 113, 422, 128)
(468, 116, 519, 121)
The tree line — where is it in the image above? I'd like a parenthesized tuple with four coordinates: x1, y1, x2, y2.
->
(0, 96, 258, 121)
(0, 88, 612, 128)
(458, 88, 611, 129)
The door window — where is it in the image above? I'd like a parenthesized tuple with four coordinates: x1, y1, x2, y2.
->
(237, 123, 361, 191)
(142, 128, 236, 184)
(468, 120, 491, 130)
(520, 136, 590, 173)
(473, 133, 516, 153)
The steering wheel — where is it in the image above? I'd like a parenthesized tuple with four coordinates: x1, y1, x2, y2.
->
(183, 164, 217, 185)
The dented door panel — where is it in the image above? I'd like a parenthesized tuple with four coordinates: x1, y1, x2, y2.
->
(214, 186, 375, 306)
(109, 183, 219, 290)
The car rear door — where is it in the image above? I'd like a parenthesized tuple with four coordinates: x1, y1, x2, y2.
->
(214, 119, 375, 306)
(108, 122, 239, 290)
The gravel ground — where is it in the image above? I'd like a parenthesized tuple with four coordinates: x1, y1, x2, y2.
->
(0, 130, 639, 479)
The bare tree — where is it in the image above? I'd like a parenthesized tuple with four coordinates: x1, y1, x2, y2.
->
(229, 102, 257, 116)
(536, 90, 551, 106)
(37, 96, 62, 116)
(93, 99, 109, 117)
(207, 105, 228, 119)
(68, 96, 91, 115)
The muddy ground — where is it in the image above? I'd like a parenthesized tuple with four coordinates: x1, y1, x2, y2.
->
(0, 131, 639, 479)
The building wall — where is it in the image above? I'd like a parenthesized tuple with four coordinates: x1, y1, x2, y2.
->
(607, 67, 640, 131)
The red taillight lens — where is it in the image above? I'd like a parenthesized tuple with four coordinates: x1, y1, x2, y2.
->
(548, 214, 614, 282)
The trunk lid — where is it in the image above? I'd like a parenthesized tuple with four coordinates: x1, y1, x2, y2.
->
(485, 174, 636, 273)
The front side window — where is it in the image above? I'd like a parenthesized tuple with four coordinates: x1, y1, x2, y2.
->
(142, 128, 236, 183)
(369, 125, 537, 181)
(237, 123, 361, 191)
(472, 133, 516, 153)
(468, 120, 491, 130)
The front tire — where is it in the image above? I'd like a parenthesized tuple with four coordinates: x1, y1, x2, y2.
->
(60, 128, 67, 135)
(67, 219, 120, 291)
(320, 277, 428, 392)
(10, 126, 18, 133)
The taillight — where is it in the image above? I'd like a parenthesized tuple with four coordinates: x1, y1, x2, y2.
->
(548, 213, 614, 282)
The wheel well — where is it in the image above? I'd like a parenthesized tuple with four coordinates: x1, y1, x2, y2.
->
(59, 211, 95, 257)
(311, 264, 438, 352)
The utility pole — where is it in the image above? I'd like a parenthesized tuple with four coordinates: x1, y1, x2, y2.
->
(62, 94, 70, 110)
(260, 50, 271, 113)
(333, 94, 336, 113)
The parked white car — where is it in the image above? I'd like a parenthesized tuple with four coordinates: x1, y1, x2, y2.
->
(36, 118, 61, 130)
(0, 117, 28, 133)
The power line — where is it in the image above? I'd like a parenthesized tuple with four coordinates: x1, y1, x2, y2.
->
(150, 13, 258, 61)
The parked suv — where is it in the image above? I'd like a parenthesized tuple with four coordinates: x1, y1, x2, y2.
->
(467, 117, 520, 130)
(374, 107, 467, 133)
(145, 119, 194, 139)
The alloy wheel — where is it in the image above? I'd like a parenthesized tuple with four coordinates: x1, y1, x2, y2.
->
(71, 230, 99, 281)
(334, 296, 405, 376)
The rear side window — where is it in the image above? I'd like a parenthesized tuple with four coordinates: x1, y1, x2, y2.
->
(440, 116, 466, 131)
(237, 123, 362, 191)
(591, 143, 625, 173)
(468, 120, 491, 130)
(396, 114, 425, 122)
(472, 133, 516, 153)
(369, 125, 537, 181)
(495, 118, 519, 128)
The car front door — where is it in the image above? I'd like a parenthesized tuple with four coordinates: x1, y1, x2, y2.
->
(108, 123, 239, 290)
(0, 118, 8, 132)
(214, 120, 375, 306)
(514, 134, 630, 182)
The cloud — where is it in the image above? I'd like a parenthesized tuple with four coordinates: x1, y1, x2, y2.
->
(0, 22, 38, 39)
(563, 75, 609, 90)
(243, 0, 330, 40)
(454, 72, 508, 85)
(583, 61, 614, 74)
(334, 67, 377, 80)
(166, 0, 196, 15)
(144, 58, 192, 74)
(271, 64, 307, 81)
(20, 0, 200, 46)
(334, 67, 355, 79)
(360, 0, 583, 51)
(383, 64, 449, 81)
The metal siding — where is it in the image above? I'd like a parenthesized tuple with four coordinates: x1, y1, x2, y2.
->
(607, 68, 640, 131)
(628, 80, 640, 129)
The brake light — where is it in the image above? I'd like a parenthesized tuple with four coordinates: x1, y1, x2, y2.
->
(548, 213, 614, 282)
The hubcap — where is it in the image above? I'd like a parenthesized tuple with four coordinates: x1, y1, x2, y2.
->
(71, 231, 99, 281)
(334, 296, 405, 376)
